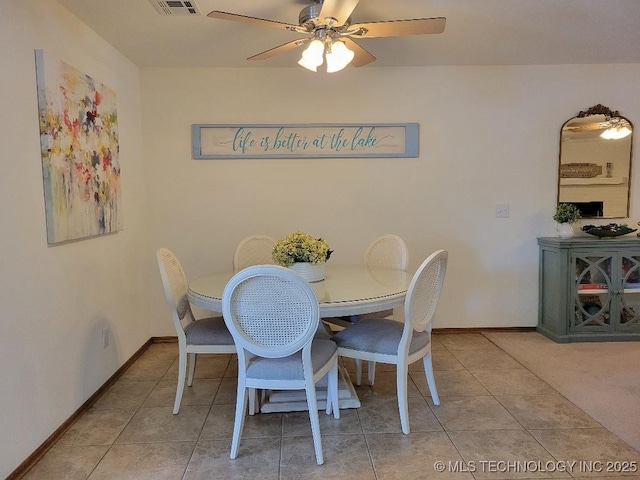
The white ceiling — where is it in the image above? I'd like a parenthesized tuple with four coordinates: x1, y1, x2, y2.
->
(56, 0, 640, 69)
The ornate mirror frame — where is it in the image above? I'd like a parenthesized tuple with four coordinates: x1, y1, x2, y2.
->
(558, 104, 633, 219)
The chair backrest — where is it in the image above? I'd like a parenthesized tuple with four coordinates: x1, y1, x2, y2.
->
(364, 234, 409, 270)
(222, 265, 320, 358)
(405, 250, 448, 334)
(233, 235, 277, 271)
(156, 247, 194, 336)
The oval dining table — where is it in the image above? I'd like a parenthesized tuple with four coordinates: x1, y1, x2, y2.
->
(187, 263, 411, 412)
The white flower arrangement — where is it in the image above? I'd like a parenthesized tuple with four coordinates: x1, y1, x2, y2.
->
(272, 231, 333, 267)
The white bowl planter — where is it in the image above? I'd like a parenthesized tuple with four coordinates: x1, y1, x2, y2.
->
(289, 262, 326, 282)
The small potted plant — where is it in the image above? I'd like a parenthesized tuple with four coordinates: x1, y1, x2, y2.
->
(553, 203, 581, 238)
(272, 231, 333, 282)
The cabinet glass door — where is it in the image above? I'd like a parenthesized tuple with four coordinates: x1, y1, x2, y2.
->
(573, 254, 613, 331)
(620, 255, 640, 329)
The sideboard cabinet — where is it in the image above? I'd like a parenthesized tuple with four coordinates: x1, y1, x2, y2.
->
(537, 236, 640, 342)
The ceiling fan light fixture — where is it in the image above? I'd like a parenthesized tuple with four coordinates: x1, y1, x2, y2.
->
(208, 4, 446, 71)
(298, 39, 325, 71)
(325, 40, 354, 73)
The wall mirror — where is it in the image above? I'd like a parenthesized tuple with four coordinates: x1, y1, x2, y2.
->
(558, 104, 633, 218)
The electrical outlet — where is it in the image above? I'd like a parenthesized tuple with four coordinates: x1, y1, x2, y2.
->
(101, 328, 110, 348)
(495, 203, 510, 218)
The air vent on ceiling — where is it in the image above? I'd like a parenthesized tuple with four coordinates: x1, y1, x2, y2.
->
(148, 0, 202, 16)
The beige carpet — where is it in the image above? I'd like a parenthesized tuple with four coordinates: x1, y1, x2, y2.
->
(483, 330, 640, 452)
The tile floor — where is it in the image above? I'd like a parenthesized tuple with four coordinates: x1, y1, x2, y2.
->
(21, 332, 640, 480)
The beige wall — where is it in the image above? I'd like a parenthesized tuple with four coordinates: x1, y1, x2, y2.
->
(0, 1, 149, 476)
(141, 64, 640, 336)
(2, 0, 640, 476)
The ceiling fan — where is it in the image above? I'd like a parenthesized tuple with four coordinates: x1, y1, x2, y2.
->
(207, 0, 446, 72)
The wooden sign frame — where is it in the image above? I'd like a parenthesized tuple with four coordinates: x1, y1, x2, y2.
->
(192, 123, 419, 159)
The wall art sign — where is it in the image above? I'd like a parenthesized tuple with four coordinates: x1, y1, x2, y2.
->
(192, 123, 419, 159)
(560, 162, 602, 178)
(35, 50, 122, 244)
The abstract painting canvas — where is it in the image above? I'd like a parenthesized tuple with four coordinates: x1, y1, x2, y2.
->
(35, 50, 122, 244)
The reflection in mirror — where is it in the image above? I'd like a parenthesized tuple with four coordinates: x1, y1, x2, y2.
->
(558, 104, 633, 218)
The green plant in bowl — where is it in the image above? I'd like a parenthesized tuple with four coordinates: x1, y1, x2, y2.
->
(553, 203, 581, 224)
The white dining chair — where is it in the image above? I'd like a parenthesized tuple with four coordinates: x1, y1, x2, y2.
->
(233, 234, 276, 271)
(331, 249, 447, 434)
(364, 233, 409, 271)
(156, 247, 237, 414)
(352, 233, 409, 385)
(346, 234, 409, 386)
(222, 265, 340, 465)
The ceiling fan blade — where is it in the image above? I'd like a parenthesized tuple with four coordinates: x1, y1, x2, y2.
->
(319, 0, 360, 26)
(349, 17, 446, 38)
(342, 38, 376, 67)
(207, 10, 308, 33)
(248, 38, 311, 61)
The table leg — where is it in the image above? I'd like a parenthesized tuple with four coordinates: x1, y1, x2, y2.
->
(258, 364, 361, 413)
